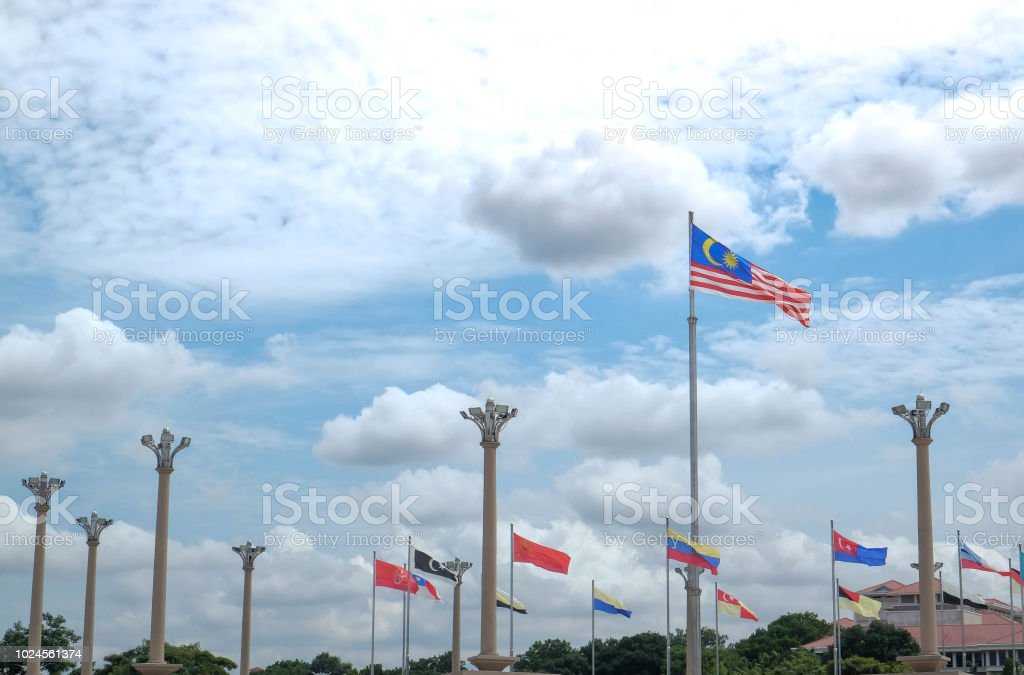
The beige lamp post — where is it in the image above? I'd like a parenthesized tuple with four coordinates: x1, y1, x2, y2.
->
(135, 428, 190, 675)
(22, 471, 65, 675)
(893, 395, 950, 673)
(75, 512, 114, 675)
(461, 398, 517, 673)
(442, 557, 473, 675)
(233, 541, 266, 675)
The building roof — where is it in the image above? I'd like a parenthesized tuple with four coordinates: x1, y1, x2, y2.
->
(803, 579, 1024, 651)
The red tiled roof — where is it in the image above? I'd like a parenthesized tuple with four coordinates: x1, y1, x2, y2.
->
(803, 619, 856, 650)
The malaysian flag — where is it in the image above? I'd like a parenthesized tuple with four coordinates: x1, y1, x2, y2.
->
(689, 224, 812, 326)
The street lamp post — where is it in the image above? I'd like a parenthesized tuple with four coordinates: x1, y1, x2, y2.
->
(22, 472, 65, 675)
(911, 562, 945, 657)
(76, 512, 114, 675)
(461, 398, 517, 673)
(135, 428, 190, 675)
(233, 541, 266, 675)
(893, 395, 949, 673)
(443, 557, 473, 675)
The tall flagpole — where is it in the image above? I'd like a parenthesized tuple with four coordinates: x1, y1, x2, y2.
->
(510, 523, 515, 664)
(666, 518, 672, 675)
(371, 551, 377, 675)
(402, 562, 409, 675)
(591, 579, 596, 675)
(957, 529, 966, 669)
(830, 520, 838, 675)
(835, 576, 842, 670)
(1019, 544, 1024, 673)
(714, 581, 720, 675)
(686, 209, 702, 675)
(406, 539, 413, 675)
(1011, 558, 1017, 675)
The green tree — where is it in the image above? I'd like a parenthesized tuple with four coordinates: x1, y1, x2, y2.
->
(1004, 657, 1018, 675)
(1, 614, 81, 675)
(262, 659, 311, 675)
(839, 655, 911, 674)
(840, 621, 918, 663)
(734, 612, 831, 664)
(408, 651, 452, 675)
(750, 648, 828, 675)
(516, 638, 587, 675)
(308, 652, 357, 675)
(93, 641, 235, 675)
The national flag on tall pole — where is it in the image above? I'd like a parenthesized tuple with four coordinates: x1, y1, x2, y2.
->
(512, 531, 571, 574)
(496, 588, 526, 614)
(716, 588, 758, 621)
(374, 558, 419, 594)
(837, 584, 882, 619)
(960, 542, 1002, 574)
(833, 530, 887, 566)
(593, 586, 632, 618)
(410, 573, 442, 601)
(667, 527, 720, 575)
(414, 548, 458, 583)
(689, 223, 812, 326)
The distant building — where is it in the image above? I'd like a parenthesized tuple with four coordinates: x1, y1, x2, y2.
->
(803, 578, 1024, 672)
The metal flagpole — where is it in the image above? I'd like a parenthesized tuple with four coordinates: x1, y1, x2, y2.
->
(406, 539, 414, 675)
(835, 576, 842, 671)
(1019, 544, 1024, 674)
(830, 521, 838, 675)
(1010, 558, 1017, 675)
(371, 550, 377, 675)
(686, 208, 701, 675)
(957, 529, 966, 670)
(401, 561, 408, 675)
(666, 518, 672, 675)
(591, 579, 596, 675)
(510, 523, 515, 664)
(714, 581, 720, 675)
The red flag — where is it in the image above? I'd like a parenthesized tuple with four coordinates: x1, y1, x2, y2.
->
(374, 558, 419, 594)
(512, 532, 571, 574)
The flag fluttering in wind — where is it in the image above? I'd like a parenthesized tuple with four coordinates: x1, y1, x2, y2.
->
(512, 532, 571, 574)
(410, 573, 442, 601)
(838, 584, 882, 619)
(960, 542, 1001, 574)
(496, 588, 527, 614)
(413, 548, 457, 583)
(374, 558, 418, 594)
(833, 530, 887, 566)
(667, 527, 720, 575)
(717, 588, 758, 621)
(689, 224, 812, 327)
(593, 587, 632, 618)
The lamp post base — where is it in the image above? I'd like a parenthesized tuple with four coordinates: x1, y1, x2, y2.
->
(133, 662, 183, 675)
(467, 654, 517, 672)
(895, 654, 950, 672)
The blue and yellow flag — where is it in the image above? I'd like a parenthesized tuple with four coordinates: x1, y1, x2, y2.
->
(593, 587, 632, 618)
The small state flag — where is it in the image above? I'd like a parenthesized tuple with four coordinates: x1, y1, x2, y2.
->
(833, 531, 887, 567)
(374, 559, 418, 595)
(496, 588, 527, 614)
(593, 587, 632, 618)
(414, 549, 458, 583)
(960, 543, 1001, 574)
(717, 588, 758, 621)
(667, 528, 720, 575)
(838, 584, 882, 619)
(689, 223, 812, 327)
(512, 532, 571, 574)
(410, 573, 442, 601)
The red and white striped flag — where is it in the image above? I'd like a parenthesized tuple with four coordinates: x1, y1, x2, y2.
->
(689, 224, 812, 326)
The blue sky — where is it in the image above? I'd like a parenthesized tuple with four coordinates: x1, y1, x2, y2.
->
(1, 1, 1024, 671)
